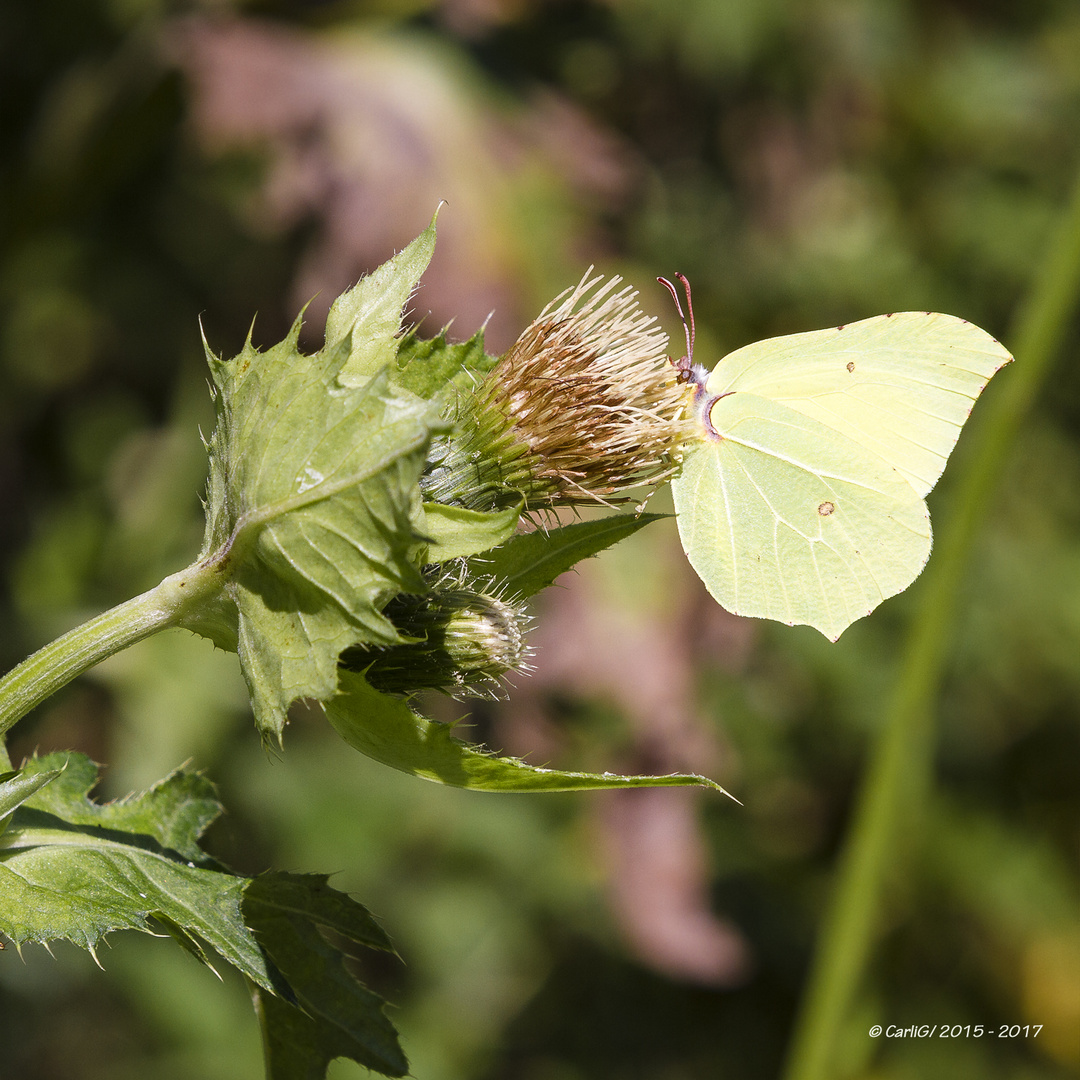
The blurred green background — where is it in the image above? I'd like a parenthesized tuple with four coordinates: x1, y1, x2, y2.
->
(1, 0, 1079, 1077)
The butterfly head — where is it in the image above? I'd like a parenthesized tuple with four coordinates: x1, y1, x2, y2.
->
(657, 273, 709, 390)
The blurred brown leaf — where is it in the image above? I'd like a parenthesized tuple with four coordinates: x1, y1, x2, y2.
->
(168, 15, 638, 353)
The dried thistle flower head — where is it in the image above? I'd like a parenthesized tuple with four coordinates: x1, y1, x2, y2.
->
(422, 271, 688, 511)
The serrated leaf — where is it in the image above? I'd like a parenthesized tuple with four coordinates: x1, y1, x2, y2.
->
(325, 212, 439, 386)
(394, 327, 495, 399)
(477, 513, 667, 599)
(0, 753, 273, 988)
(246, 872, 394, 954)
(0, 766, 410, 1077)
(325, 672, 732, 795)
(193, 264, 445, 740)
(16, 753, 220, 863)
(245, 873, 407, 1079)
(422, 500, 523, 561)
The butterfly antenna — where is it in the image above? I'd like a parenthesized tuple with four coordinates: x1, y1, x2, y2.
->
(676, 272, 696, 360)
(657, 276, 694, 364)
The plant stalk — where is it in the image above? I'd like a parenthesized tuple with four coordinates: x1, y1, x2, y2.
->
(782, 165, 1080, 1080)
(0, 563, 221, 744)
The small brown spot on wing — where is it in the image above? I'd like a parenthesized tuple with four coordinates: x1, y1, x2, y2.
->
(818, 501, 835, 516)
(846, 361, 855, 373)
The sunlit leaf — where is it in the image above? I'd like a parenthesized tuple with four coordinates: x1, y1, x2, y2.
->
(325, 671, 733, 795)
(478, 513, 666, 599)
(0, 766, 61, 830)
(325, 212, 440, 386)
(422, 500, 523, 561)
(393, 326, 494, 400)
(0, 753, 270, 985)
(188, 231, 448, 742)
(0, 756, 408, 1078)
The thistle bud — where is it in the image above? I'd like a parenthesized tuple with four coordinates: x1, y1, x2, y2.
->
(343, 586, 531, 698)
(422, 272, 687, 511)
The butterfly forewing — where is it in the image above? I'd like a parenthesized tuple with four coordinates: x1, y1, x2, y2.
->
(703, 312, 1012, 498)
(673, 393, 931, 641)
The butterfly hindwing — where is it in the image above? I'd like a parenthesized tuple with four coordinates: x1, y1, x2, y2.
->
(673, 392, 931, 641)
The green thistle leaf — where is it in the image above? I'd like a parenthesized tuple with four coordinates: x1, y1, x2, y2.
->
(0, 756, 407, 1078)
(422, 500, 523, 561)
(0, 753, 270, 983)
(325, 212, 441, 386)
(478, 512, 667, 599)
(393, 326, 495, 400)
(188, 223, 447, 743)
(325, 672, 734, 795)
(18, 752, 221, 863)
(0, 766, 62, 830)
(245, 873, 407, 1079)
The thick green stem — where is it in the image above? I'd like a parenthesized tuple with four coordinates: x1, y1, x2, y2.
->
(782, 166, 1080, 1080)
(0, 563, 222, 743)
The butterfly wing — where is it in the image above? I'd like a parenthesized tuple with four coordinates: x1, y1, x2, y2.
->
(673, 392, 931, 640)
(704, 312, 1012, 497)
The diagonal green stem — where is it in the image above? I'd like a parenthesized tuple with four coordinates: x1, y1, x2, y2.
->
(0, 563, 221, 747)
(781, 165, 1080, 1080)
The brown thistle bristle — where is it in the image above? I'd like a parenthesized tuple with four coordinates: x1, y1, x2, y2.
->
(422, 271, 689, 511)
